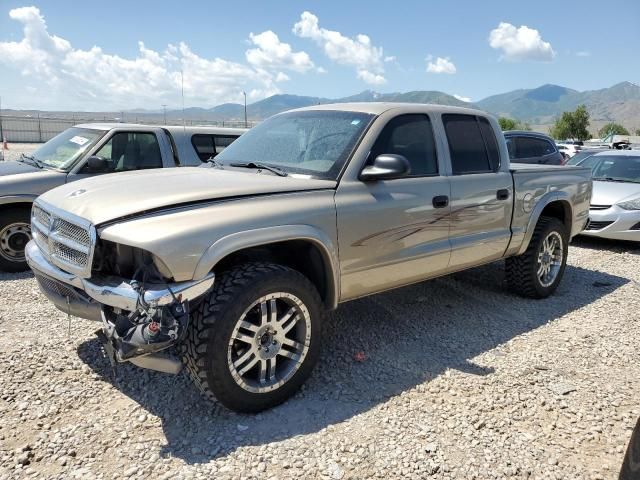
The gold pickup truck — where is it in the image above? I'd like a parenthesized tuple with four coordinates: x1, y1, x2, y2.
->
(25, 103, 592, 412)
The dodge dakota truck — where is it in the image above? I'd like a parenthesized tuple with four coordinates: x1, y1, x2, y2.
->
(0, 124, 245, 272)
(25, 103, 592, 412)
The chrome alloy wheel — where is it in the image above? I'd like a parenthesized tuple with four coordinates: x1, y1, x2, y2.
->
(537, 231, 563, 287)
(0, 222, 31, 263)
(227, 292, 311, 393)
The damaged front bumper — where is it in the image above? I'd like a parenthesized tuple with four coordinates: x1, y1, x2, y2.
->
(25, 240, 214, 320)
(26, 240, 215, 373)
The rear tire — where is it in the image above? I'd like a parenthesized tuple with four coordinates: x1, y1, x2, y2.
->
(505, 216, 568, 298)
(0, 207, 32, 273)
(181, 262, 323, 413)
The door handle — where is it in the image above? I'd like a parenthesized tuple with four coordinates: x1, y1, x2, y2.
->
(432, 195, 449, 208)
(497, 189, 510, 200)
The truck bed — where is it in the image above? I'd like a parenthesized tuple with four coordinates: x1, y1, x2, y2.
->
(507, 163, 592, 256)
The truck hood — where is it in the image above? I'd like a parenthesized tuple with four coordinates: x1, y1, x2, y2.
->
(37, 167, 336, 225)
(0, 160, 43, 176)
(0, 161, 67, 198)
(591, 180, 640, 206)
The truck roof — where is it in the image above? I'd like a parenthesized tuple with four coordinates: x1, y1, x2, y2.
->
(290, 102, 491, 117)
(73, 123, 248, 135)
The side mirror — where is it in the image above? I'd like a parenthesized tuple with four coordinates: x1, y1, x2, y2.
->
(86, 156, 109, 173)
(360, 154, 411, 181)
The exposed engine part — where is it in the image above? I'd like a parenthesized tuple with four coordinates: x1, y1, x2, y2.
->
(98, 278, 189, 363)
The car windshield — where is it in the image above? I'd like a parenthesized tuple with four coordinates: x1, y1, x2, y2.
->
(567, 149, 603, 165)
(215, 110, 374, 180)
(28, 127, 106, 170)
(583, 155, 640, 183)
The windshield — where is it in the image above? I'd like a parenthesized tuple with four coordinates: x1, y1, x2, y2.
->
(567, 149, 603, 165)
(215, 110, 374, 180)
(29, 127, 106, 170)
(582, 155, 640, 183)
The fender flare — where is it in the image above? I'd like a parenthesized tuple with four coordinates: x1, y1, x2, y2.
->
(193, 225, 340, 309)
(517, 191, 573, 255)
(0, 194, 37, 207)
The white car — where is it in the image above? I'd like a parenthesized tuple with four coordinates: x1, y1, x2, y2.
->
(557, 143, 583, 159)
(578, 150, 640, 241)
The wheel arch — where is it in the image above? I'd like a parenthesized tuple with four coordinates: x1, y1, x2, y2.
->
(193, 225, 340, 310)
(517, 194, 573, 256)
(0, 195, 36, 210)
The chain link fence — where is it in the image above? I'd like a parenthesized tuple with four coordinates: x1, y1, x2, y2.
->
(0, 115, 257, 143)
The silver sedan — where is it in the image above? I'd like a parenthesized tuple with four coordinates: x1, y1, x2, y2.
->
(577, 150, 640, 241)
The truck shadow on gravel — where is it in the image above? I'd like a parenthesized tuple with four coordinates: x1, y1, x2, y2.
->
(76, 261, 627, 464)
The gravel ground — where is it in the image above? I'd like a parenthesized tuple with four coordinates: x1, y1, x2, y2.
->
(0, 143, 43, 163)
(0, 237, 639, 480)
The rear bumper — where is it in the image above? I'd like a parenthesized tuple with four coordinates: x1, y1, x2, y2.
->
(581, 207, 640, 242)
(25, 240, 215, 320)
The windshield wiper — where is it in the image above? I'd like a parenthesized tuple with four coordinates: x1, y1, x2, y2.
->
(593, 177, 629, 183)
(204, 157, 224, 169)
(18, 153, 44, 169)
(230, 162, 288, 177)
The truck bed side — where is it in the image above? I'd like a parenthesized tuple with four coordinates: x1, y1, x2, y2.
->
(506, 164, 592, 256)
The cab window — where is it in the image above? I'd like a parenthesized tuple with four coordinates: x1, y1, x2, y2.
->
(369, 114, 438, 176)
(91, 132, 162, 171)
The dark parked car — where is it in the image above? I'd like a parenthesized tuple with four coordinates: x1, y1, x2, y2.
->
(504, 131, 565, 165)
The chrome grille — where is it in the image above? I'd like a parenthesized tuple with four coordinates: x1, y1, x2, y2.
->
(56, 218, 91, 247)
(51, 242, 89, 267)
(589, 204, 611, 211)
(30, 202, 95, 277)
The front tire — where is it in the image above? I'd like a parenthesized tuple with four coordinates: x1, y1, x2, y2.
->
(181, 262, 323, 413)
(505, 216, 569, 298)
(0, 207, 32, 272)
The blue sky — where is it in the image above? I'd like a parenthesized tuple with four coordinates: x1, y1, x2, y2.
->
(0, 0, 638, 111)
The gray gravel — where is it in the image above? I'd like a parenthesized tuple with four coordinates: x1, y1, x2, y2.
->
(0, 237, 639, 479)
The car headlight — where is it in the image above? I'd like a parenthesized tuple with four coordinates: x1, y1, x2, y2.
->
(617, 198, 640, 210)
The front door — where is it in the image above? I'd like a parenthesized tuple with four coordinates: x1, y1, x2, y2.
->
(336, 113, 451, 301)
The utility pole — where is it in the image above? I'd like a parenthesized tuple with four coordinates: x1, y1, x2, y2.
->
(242, 91, 247, 128)
(0, 96, 4, 144)
(161, 104, 167, 125)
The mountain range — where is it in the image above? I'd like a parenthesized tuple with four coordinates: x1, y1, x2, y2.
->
(6, 82, 640, 130)
(146, 81, 639, 128)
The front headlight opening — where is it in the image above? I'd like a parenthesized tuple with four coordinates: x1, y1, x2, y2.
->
(617, 198, 640, 210)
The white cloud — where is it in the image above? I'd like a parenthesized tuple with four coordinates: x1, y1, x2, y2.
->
(293, 11, 386, 85)
(0, 6, 285, 109)
(426, 56, 456, 74)
(489, 22, 555, 61)
(453, 94, 471, 103)
(245, 30, 315, 73)
(275, 72, 290, 82)
(384, 55, 396, 62)
(576, 50, 591, 57)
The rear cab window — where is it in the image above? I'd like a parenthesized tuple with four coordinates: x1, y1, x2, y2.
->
(443, 114, 500, 174)
(191, 134, 240, 161)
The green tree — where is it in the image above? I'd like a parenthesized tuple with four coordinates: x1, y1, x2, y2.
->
(598, 123, 630, 137)
(498, 117, 532, 131)
(549, 105, 590, 141)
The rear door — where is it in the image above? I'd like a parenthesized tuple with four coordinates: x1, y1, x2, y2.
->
(443, 114, 514, 270)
